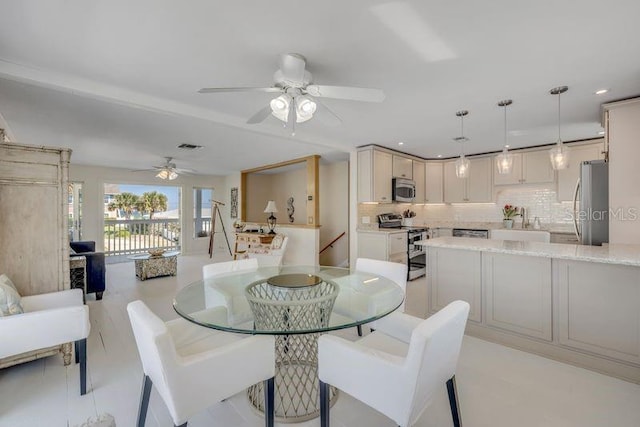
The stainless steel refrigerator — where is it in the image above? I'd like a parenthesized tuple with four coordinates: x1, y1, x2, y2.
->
(573, 160, 609, 245)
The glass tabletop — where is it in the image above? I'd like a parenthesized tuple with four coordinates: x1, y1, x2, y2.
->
(173, 265, 405, 335)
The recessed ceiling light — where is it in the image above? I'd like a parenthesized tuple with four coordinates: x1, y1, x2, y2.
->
(595, 89, 609, 95)
(598, 130, 605, 135)
(398, 142, 404, 145)
(437, 154, 443, 158)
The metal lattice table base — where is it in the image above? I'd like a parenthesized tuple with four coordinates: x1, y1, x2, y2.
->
(247, 333, 338, 423)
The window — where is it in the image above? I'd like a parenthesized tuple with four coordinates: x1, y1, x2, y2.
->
(194, 188, 213, 238)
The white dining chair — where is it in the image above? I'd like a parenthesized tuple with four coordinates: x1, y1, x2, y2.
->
(202, 257, 259, 279)
(127, 300, 275, 427)
(318, 300, 470, 427)
(354, 257, 408, 336)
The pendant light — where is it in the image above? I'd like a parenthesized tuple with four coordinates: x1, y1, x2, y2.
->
(549, 86, 570, 170)
(496, 99, 514, 174)
(454, 110, 470, 178)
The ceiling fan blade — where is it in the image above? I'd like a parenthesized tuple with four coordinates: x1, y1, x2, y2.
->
(130, 168, 155, 172)
(246, 105, 273, 124)
(313, 99, 342, 127)
(174, 168, 196, 174)
(279, 53, 306, 82)
(198, 87, 283, 94)
(305, 85, 385, 102)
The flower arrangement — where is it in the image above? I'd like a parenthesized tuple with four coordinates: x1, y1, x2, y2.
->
(502, 204, 521, 220)
(402, 209, 416, 218)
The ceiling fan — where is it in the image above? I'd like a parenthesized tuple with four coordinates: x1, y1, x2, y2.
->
(198, 53, 385, 134)
(132, 157, 195, 180)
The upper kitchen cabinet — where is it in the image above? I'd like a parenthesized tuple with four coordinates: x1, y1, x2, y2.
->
(556, 141, 605, 201)
(604, 97, 640, 245)
(413, 160, 426, 203)
(358, 148, 393, 202)
(392, 155, 413, 179)
(493, 150, 555, 186)
(444, 157, 492, 202)
(425, 162, 444, 203)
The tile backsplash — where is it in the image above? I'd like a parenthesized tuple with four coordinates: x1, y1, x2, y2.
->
(359, 184, 575, 230)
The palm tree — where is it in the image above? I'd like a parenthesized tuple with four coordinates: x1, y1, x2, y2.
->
(137, 191, 168, 219)
(108, 192, 139, 219)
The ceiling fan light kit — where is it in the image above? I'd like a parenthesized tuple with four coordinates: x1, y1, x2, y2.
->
(549, 85, 570, 170)
(454, 110, 470, 178)
(496, 99, 514, 175)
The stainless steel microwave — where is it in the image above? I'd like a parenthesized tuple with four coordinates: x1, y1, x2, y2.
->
(392, 177, 416, 202)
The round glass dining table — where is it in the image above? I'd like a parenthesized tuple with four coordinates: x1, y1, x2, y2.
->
(173, 265, 404, 422)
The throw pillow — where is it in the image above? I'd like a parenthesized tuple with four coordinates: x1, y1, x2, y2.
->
(270, 234, 285, 250)
(0, 274, 24, 316)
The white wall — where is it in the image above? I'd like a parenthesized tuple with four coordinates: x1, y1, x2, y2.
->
(245, 167, 307, 226)
(69, 164, 226, 255)
(319, 161, 349, 266)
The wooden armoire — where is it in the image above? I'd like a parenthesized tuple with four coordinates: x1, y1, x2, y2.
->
(0, 142, 72, 367)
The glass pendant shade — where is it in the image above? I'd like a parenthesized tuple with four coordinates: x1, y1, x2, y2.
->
(455, 154, 470, 178)
(496, 147, 513, 174)
(496, 100, 513, 174)
(549, 86, 569, 170)
(549, 140, 569, 170)
(454, 110, 470, 178)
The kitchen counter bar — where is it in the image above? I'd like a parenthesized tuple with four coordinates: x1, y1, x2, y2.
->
(417, 237, 640, 267)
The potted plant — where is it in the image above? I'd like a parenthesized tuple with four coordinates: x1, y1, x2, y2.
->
(402, 209, 416, 226)
(502, 204, 520, 229)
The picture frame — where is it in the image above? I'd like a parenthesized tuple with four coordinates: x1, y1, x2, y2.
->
(230, 187, 238, 218)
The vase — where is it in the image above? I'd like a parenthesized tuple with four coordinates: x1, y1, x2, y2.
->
(503, 219, 514, 229)
(402, 218, 414, 227)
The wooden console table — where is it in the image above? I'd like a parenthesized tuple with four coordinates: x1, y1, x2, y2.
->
(234, 232, 275, 260)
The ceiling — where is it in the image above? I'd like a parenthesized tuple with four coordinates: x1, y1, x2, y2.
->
(0, 0, 639, 175)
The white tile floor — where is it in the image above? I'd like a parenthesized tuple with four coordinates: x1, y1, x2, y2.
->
(1, 254, 640, 426)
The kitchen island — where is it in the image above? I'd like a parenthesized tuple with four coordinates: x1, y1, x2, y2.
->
(420, 237, 640, 383)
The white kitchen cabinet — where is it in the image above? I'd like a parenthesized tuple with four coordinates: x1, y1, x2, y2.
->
(392, 155, 413, 179)
(444, 157, 492, 202)
(483, 253, 552, 341)
(357, 231, 407, 265)
(412, 160, 425, 203)
(605, 98, 640, 244)
(358, 149, 393, 202)
(556, 141, 604, 201)
(557, 259, 640, 365)
(428, 247, 481, 322)
(493, 150, 555, 186)
(425, 162, 443, 203)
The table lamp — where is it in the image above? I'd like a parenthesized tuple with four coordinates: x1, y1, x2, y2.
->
(264, 200, 278, 234)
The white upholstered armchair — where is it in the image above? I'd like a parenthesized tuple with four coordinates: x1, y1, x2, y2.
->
(127, 300, 276, 427)
(0, 288, 91, 395)
(318, 300, 470, 427)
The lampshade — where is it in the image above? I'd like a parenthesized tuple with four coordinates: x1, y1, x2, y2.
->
(496, 100, 514, 175)
(295, 95, 317, 123)
(264, 200, 278, 213)
(156, 169, 178, 180)
(270, 93, 316, 124)
(549, 86, 569, 170)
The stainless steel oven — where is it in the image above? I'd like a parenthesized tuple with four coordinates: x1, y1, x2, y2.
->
(407, 228, 428, 280)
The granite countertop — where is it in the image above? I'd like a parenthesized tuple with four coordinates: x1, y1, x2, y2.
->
(358, 222, 575, 234)
(420, 237, 640, 267)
